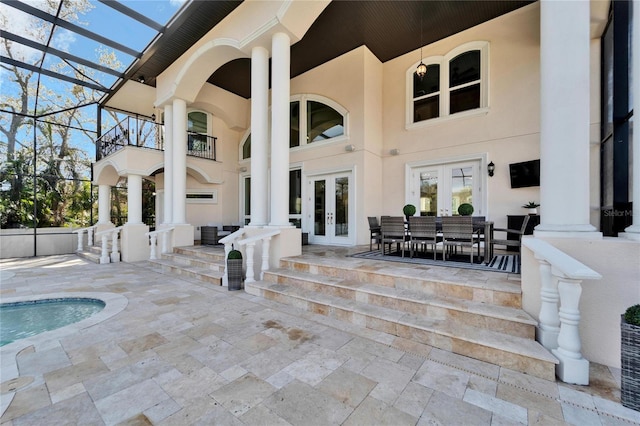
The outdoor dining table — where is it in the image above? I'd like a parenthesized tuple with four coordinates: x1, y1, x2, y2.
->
(404, 217, 494, 264)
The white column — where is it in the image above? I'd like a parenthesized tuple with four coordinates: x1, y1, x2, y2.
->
(623, 1, 640, 239)
(172, 98, 187, 224)
(250, 46, 269, 226)
(269, 32, 291, 227)
(163, 104, 174, 225)
(126, 174, 143, 224)
(98, 184, 111, 224)
(536, 0, 598, 236)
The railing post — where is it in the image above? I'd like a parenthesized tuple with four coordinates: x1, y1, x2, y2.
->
(551, 274, 589, 385)
(88, 227, 94, 247)
(76, 230, 84, 252)
(149, 234, 158, 260)
(536, 257, 560, 349)
(260, 237, 271, 280)
(161, 231, 170, 254)
(110, 230, 120, 263)
(100, 234, 110, 264)
(245, 242, 256, 283)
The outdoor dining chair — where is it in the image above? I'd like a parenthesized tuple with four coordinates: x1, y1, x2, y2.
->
(441, 216, 481, 264)
(490, 214, 530, 254)
(408, 216, 439, 259)
(368, 216, 382, 251)
(380, 216, 407, 257)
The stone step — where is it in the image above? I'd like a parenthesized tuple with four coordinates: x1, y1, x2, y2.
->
(245, 279, 558, 381)
(76, 250, 101, 264)
(162, 252, 225, 272)
(279, 256, 523, 308)
(263, 268, 536, 339)
(149, 258, 223, 285)
(174, 245, 226, 262)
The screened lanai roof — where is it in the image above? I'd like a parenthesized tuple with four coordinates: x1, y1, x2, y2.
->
(0, 0, 194, 117)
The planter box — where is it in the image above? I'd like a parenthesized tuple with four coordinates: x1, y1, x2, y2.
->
(227, 258, 244, 291)
(621, 315, 640, 411)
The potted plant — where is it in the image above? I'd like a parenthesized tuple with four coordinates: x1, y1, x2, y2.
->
(227, 249, 244, 291)
(522, 201, 540, 215)
(457, 203, 474, 216)
(621, 304, 640, 411)
(403, 204, 416, 220)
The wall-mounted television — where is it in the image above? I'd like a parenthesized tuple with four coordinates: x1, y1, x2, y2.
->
(509, 159, 540, 188)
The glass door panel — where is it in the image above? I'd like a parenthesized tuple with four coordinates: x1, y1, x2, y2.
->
(419, 169, 439, 216)
(450, 165, 474, 214)
(334, 177, 349, 237)
(309, 172, 352, 244)
(314, 180, 326, 236)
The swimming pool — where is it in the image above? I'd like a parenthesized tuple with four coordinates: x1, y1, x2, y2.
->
(0, 298, 106, 346)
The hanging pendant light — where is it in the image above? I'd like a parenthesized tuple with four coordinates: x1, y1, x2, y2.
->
(415, 3, 427, 79)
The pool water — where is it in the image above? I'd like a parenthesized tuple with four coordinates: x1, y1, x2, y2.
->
(0, 298, 105, 346)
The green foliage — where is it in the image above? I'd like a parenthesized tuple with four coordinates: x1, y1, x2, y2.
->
(458, 203, 474, 216)
(624, 305, 640, 327)
(522, 201, 540, 208)
(228, 250, 243, 260)
(403, 204, 416, 216)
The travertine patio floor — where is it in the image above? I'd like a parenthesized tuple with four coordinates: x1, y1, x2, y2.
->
(1, 249, 639, 425)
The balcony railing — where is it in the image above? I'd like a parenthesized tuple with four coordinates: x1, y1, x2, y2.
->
(187, 132, 217, 161)
(97, 116, 163, 159)
(97, 117, 217, 162)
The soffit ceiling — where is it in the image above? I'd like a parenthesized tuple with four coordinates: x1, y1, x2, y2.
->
(124, 0, 535, 100)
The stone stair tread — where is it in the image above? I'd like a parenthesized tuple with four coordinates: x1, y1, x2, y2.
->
(174, 245, 226, 260)
(248, 280, 557, 364)
(280, 255, 523, 294)
(150, 258, 224, 279)
(162, 252, 225, 269)
(266, 268, 536, 326)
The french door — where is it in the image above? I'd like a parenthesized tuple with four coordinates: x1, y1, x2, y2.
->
(410, 161, 482, 216)
(308, 172, 352, 245)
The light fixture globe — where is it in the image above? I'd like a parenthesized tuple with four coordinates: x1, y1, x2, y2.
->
(416, 61, 427, 79)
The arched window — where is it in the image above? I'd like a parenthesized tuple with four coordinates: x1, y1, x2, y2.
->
(407, 41, 488, 127)
(241, 95, 347, 160)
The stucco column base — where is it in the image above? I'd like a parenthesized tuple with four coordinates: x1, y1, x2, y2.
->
(172, 224, 195, 248)
(552, 348, 589, 385)
(619, 227, 640, 241)
(121, 224, 150, 263)
(534, 225, 602, 240)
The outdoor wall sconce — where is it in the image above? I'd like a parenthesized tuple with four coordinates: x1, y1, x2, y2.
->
(344, 144, 355, 152)
(390, 149, 400, 156)
(487, 161, 495, 177)
(137, 76, 145, 84)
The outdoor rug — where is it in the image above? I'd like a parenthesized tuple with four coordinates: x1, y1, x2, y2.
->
(349, 250, 520, 274)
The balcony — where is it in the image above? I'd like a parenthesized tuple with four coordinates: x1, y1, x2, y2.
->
(97, 116, 217, 162)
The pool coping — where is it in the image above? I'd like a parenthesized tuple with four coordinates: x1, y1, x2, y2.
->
(0, 291, 128, 417)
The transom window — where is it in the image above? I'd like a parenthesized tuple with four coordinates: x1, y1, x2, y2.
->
(241, 95, 347, 159)
(407, 41, 489, 127)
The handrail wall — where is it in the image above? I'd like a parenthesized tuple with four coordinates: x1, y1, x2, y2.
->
(96, 226, 124, 264)
(145, 226, 176, 260)
(522, 237, 602, 385)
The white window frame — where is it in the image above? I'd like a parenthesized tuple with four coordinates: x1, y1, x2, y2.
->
(239, 95, 349, 161)
(406, 41, 490, 129)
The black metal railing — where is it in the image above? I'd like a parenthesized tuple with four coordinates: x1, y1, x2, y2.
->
(187, 132, 217, 161)
(97, 116, 164, 159)
(97, 117, 217, 162)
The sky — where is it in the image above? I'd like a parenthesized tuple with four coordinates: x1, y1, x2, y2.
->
(0, 0, 185, 176)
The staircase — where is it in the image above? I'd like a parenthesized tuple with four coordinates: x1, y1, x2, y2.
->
(245, 254, 558, 381)
(76, 244, 103, 263)
(148, 246, 225, 285)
